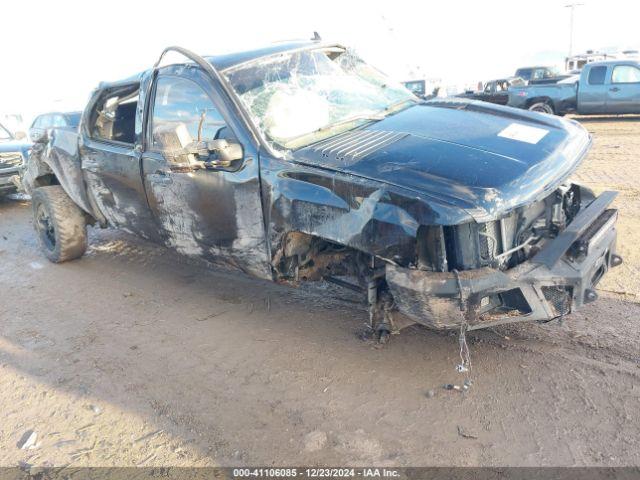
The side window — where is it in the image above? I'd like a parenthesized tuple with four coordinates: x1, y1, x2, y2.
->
(612, 65, 640, 84)
(588, 66, 607, 85)
(150, 76, 232, 158)
(38, 115, 52, 128)
(51, 115, 66, 127)
(89, 84, 139, 145)
(31, 116, 43, 128)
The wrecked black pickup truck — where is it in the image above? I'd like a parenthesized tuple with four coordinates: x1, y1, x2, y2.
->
(23, 41, 622, 342)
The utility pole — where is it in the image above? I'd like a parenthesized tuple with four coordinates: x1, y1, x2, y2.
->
(565, 3, 584, 57)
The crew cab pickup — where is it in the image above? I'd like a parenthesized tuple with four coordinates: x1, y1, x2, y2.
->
(508, 60, 640, 115)
(23, 41, 622, 341)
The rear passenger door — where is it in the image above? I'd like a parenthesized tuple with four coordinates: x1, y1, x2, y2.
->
(577, 65, 608, 114)
(141, 66, 270, 279)
(606, 64, 640, 114)
(81, 83, 160, 240)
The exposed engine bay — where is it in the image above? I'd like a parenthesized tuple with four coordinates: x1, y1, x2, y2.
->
(271, 182, 619, 338)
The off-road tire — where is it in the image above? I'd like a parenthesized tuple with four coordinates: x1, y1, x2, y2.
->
(31, 186, 87, 263)
(528, 102, 555, 115)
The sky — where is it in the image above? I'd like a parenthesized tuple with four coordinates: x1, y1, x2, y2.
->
(2, 0, 639, 128)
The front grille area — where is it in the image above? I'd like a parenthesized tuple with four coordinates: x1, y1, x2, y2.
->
(542, 286, 572, 317)
(478, 221, 501, 262)
(443, 212, 520, 271)
(0, 152, 23, 169)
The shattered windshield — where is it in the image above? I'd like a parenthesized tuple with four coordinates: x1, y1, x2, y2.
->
(224, 48, 417, 150)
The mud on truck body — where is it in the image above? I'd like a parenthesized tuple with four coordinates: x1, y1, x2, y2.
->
(23, 41, 622, 342)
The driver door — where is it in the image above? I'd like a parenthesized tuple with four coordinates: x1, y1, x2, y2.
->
(141, 69, 271, 279)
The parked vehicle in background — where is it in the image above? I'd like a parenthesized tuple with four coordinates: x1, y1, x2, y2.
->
(515, 65, 569, 85)
(456, 77, 525, 105)
(621, 49, 640, 60)
(1, 113, 27, 138)
(0, 122, 31, 194)
(566, 49, 640, 72)
(402, 79, 439, 100)
(29, 111, 81, 142)
(508, 60, 640, 115)
(22, 41, 621, 342)
(565, 50, 613, 72)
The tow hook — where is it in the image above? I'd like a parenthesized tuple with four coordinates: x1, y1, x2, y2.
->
(584, 289, 598, 303)
(610, 254, 623, 267)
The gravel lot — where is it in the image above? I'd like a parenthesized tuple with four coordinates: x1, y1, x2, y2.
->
(1, 116, 639, 467)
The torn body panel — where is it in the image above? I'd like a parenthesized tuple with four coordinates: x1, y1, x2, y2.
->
(23, 130, 98, 218)
(260, 154, 474, 272)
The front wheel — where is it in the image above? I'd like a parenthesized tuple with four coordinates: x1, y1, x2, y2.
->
(528, 102, 555, 115)
(31, 186, 87, 263)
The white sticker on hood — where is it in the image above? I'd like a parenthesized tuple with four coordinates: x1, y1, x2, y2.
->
(498, 123, 549, 144)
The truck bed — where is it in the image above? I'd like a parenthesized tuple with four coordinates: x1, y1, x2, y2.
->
(508, 83, 578, 115)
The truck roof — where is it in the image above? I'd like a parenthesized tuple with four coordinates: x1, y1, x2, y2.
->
(99, 40, 338, 89)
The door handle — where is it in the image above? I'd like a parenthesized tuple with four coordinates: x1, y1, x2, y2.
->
(609, 87, 620, 92)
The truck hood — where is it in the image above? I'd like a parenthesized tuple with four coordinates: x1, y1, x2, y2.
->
(295, 99, 591, 222)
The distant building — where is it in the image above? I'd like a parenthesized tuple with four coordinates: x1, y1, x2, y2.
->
(566, 49, 640, 72)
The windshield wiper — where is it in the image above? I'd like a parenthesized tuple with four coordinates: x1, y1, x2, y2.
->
(383, 98, 419, 114)
(314, 112, 385, 134)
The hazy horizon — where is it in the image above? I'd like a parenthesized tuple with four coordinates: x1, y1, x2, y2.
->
(2, 0, 638, 128)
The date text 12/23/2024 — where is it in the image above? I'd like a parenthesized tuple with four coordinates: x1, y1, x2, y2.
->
(232, 468, 401, 478)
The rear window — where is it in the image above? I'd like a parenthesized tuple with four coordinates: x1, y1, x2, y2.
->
(89, 84, 139, 145)
(588, 66, 607, 85)
(515, 68, 533, 81)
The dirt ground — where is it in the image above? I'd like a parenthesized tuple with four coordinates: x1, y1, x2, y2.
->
(1, 116, 639, 468)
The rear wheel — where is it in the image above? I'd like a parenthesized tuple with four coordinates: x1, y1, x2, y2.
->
(31, 186, 87, 263)
(528, 102, 555, 115)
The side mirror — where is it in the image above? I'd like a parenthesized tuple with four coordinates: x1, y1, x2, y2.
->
(208, 139, 243, 164)
(187, 139, 243, 169)
(167, 137, 244, 173)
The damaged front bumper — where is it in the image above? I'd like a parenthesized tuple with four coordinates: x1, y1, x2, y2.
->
(386, 191, 621, 330)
